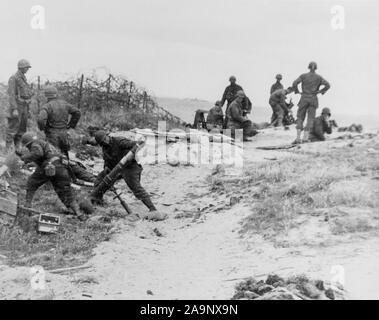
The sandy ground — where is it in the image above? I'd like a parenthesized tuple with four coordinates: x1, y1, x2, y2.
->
(1, 127, 379, 300)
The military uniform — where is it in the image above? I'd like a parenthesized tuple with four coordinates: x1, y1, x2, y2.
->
(269, 89, 288, 127)
(309, 116, 332, 141)
(292, 72, 330, 131)
(94, 136, 156, 211)
(270, 81, 283, 94)
(37, 98, 81, 156)
(226, 100, 256, 140)
(221, 83, 243, 108)
(6, 70, 33, 148)
(37, 96, 94, 182)
(206, 105, 224, 130)
(20, 139, 80, 215)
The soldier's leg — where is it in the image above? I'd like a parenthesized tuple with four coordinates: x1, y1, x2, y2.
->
(25, 169, 48, 207)
(51, 165, 84, 219)
(5, 117, 18, 151)
(91, 169, 111, 204)
(70, 162, 96, 183)
(275, 104, 284, 127)
(14, 106, 28, 147)
(122, 164, 157, 211)
(294, 99, 309, 143)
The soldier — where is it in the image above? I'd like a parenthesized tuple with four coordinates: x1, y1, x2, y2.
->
(270, 74, 284, 94)
(206, 101, 224, 131)
(292, 61, 330, 144)
(220, 76, 243, 108)
(88, 130, 166, 221)
(37, 86, 94, 183)
(269, 87, 293, 127)
(15, 132, 86, 221)
(226, 91, 257, 141)
(6, 59, 33, 150)
(309, 107, 333, 142)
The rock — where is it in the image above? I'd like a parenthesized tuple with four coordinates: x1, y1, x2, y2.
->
(230, 196, 239, 206)
(255, 288, 302, 300)
(325, 288, 335, 300)
(315, 280, 325, 291)
(266, 274, 285, 286)
(256, 284, 274, 295)
(244, 291, 260, 299)
(146, 290, 154, 295)
(299, 282, 322, 299)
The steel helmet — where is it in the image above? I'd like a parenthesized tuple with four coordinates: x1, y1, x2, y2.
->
(94, 130, 108, 145)
(321, 107, 331, 116)
(276, 74, 282, 80)
(229, 76, 236, 82)
(44, 86, 58, 99)
(215, 100, 222, 106)
(17, 59, 31, 69)
(236, 90, 245, 98)
(308, 61, 318, 70)
(21, 132, 37, 147)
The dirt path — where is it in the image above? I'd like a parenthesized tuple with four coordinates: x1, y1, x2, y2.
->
(2, 128, 379, 299)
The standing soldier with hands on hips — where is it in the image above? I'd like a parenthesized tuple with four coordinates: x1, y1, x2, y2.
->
(292, 61, 330, 144)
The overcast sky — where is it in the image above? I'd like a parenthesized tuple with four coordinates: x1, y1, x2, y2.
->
(0, 0, 378, 116)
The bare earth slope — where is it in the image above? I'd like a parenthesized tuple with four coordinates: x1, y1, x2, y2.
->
(1, 127, 379, 300)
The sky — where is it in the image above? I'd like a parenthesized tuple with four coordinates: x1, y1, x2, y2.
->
(0, 0, 378, 116)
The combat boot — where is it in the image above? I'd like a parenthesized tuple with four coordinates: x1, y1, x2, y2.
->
(69, 201, 87, 221)
(292, 129, 302, 144)
(302, 130, 310, 143)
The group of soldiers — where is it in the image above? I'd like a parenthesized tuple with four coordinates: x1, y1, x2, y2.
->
(269, 61, 332, 143)
(5, 59, 165, 222)
(205, 61, 333, 143)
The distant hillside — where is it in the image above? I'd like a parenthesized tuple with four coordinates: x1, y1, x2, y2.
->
(155, 96, 271, 124)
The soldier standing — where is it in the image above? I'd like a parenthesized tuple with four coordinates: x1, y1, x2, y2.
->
(292, 62, 330, 143)
(220, 76, 243, 109)
(16, 132, 86, 221)
(37, 86, 94, 183)
(87, 130, 166, 221)
(6, 59, 33, 150)
(270, 74, 284, 94)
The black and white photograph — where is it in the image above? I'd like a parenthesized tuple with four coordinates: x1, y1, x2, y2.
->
(0, 0, 379, 305)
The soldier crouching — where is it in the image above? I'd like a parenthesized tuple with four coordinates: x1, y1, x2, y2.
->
(16, 132, 86, 221)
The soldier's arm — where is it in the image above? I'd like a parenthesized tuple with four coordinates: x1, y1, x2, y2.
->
(292, 75, 302, 94)
(118, 138, 137, 150)
(319, 76, 330, 95)
(20, 145, 44, 164)
(230, 105, 245, 123)
(67, 103, 81, 128)
(220, 87, 228, 106)
(279, 94, 289, 112)
(324, 119, 332, 134)
(7, 76, 18, 112)
(37, 108, 48, 131)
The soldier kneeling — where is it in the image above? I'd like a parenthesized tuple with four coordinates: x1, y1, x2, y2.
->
(16, 132, 87, 221)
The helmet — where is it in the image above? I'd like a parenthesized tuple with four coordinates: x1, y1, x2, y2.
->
(215, 100, 222, 106)
(229, 76, 236, 82)
(17, 59, 31, 69)
(276, 74, 282, 80)
(21, 132, 37, 147)
(236, 90, 245, 98)
(321, 107, 331, 116)
(94, 130, 108, 145)
(44, 86, 58, 98)
(308, 61, 318, 70)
